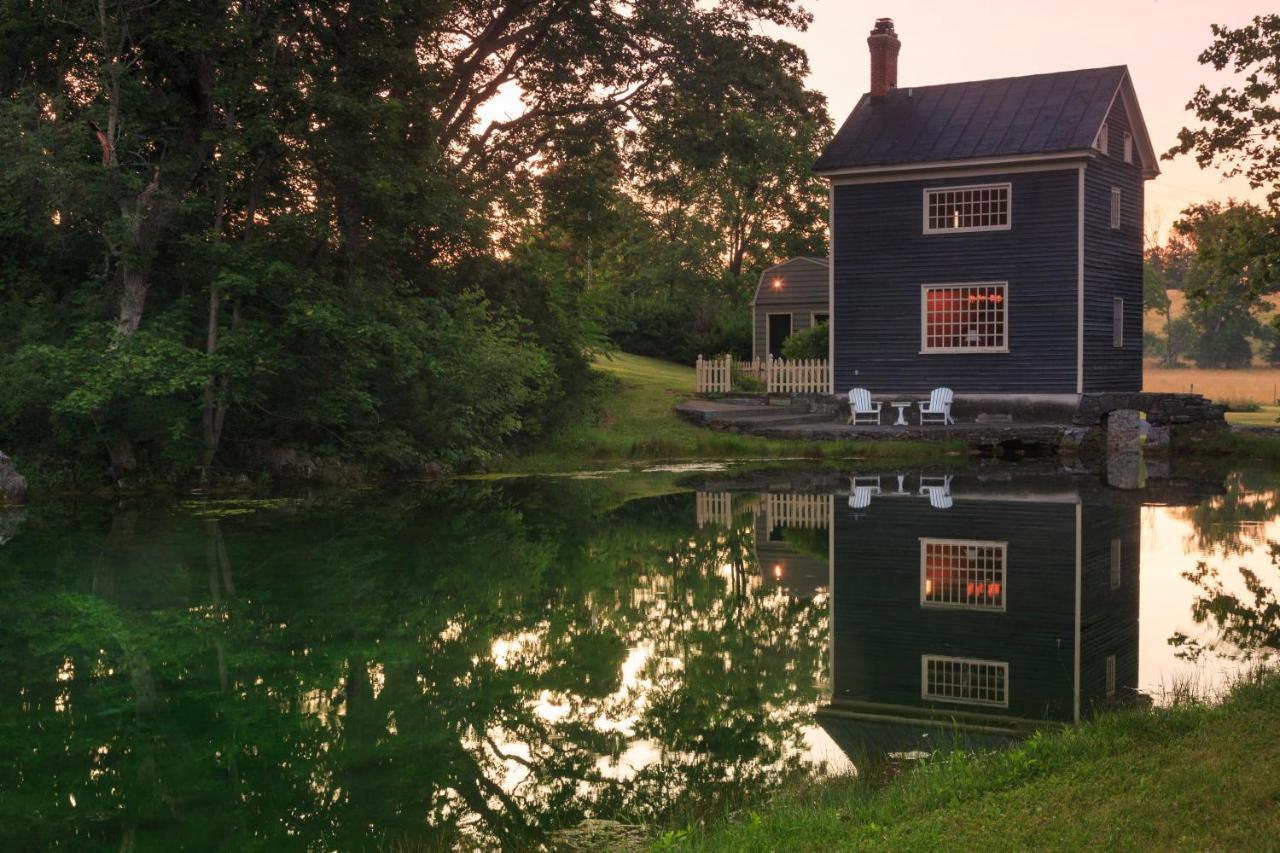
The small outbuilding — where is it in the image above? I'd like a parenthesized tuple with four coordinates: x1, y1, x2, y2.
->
(751, 257, 830, 360)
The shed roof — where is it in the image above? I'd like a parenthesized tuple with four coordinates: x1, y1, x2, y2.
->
(814, 66, 1158, 178)
(752, 256, 829, 306)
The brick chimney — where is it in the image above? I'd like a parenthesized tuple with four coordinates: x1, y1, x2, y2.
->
(868, 18, 900, 98)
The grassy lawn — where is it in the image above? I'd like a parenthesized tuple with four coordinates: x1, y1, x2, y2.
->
(662, 674, 1280, 852)
(1225, 405, 1280, 427)
(500, 353, 964, 474)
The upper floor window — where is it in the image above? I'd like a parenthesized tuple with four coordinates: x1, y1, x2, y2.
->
(1110, 188, 1122, 229)
(922, 655, 1009, 708)
(1123, 132, 1134, 164)
(923, 183, 1011, 233)
(921, 538, 1007, 611)
(921, 283, 1008, 353)
(1096, 122, 1109, 155)
(1113, 298, 1125, 348)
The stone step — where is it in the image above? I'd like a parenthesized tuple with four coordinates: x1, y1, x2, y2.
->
(722, 412, 835, 429)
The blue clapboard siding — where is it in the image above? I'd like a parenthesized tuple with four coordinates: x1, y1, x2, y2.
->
(1083, 99, 1145, 392)
(1080, 502, 1141, 710)
(829, 497, 1139, 723)
(832, 169, 1079, 394)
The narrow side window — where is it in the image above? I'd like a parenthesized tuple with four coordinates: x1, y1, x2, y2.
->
(1110, 187, 1121, 230)
(1123, 132, 1133, 164)
(1112, 298, 1124, 348)
(1096, 122, 1109, 155)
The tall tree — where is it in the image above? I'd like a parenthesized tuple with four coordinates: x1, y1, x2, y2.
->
(1174, 202, 1280, 368)
(1166, 14, 1280, 204)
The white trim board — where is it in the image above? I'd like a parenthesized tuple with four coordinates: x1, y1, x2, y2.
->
(821, 150, 1093, 182)
(1076, 165, 1085, 394)
(828, 183, 835, 394)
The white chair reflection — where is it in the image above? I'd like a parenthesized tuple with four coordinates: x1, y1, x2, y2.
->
(848, 476, 882, 509)
(919, 475, 953, 509)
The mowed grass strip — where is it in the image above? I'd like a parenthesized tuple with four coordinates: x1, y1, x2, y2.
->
(503, 353, 962, 473)
(662, 674, 1280, 852)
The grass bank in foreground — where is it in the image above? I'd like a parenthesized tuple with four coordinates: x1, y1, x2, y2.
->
(661, 673, 1280, 852)
(502, 353, 964, 473)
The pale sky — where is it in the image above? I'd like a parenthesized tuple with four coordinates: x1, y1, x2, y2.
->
(785, 0, 1271, 242)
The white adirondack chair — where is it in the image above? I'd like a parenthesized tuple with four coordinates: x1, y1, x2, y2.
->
(917, 387, 955, 425)
(847, 388, 882, 425)
(920, 475, 953, 509)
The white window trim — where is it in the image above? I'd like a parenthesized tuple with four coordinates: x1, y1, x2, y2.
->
(919, 537, 1008, 612)
(1110, 187, 1122, 229)
(1123, 132, 1133, 164)
(921, 182, 1012, 234)
(919, 282, 1010, 354)
(1097, 122, 1109, 155)
(921, 655, 1010, 708)
(1112, 298, 1124, 348)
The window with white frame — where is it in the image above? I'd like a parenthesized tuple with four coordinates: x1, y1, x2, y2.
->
(922, 655, 1009, 707)
(920, 538, 1006, 610)
(921, 283, 1008, 353)
(1096, 122, 1109, 154)
(1113, 298, 1124, 347)
(923, 183, 1010, 233)
(1123, 132, 1133, 164)
(1110, 188, 1122, 229)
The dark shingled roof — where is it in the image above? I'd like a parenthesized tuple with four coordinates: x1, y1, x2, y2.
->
(814, 66, 1129, 174)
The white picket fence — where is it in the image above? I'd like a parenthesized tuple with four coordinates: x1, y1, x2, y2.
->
(695, 491, 735, 529)
(694, 354, 830, 395)
(765, 493, 830, 531)
(695, 354, 734, 393)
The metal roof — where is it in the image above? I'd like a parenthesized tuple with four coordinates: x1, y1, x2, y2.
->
(814, 66, 1156, 177)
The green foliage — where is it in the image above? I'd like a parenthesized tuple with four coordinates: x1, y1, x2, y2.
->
(781, 322, 828, 360)
(1166, 14, 1280, 205)
(1154, 203, 1280, 368)
(0, 0, 823, 482)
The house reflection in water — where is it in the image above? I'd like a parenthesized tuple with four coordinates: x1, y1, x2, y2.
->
(822, 472, 1141, 752)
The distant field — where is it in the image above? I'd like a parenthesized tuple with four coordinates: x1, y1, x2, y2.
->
(1144, 365, 1280, 407)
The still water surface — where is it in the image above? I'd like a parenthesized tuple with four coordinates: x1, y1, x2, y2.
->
(2, 465, 1278, 849)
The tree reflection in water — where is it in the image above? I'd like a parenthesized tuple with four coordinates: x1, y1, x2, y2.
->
(0, 484, 828, 850)
(1170, 471, 1280, 665)
(1171, 552, 1280, 664)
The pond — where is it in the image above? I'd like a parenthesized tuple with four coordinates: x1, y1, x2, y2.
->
(2, 463, 1278, 849)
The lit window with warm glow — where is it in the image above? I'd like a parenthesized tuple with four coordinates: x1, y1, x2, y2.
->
(920, 538, 1006, 610)
(921, 283, 1008, 353)
(923, 183, 1010, 233)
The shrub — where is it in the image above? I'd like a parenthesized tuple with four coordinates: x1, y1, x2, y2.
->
(781, 322, 828, 360)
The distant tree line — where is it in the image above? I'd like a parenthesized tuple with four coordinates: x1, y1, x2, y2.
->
(1143, 203, 1280, 369)
(0, 1, 828, 481)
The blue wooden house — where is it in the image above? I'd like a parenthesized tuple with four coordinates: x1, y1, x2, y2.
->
(815, 19, 1158, 399)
